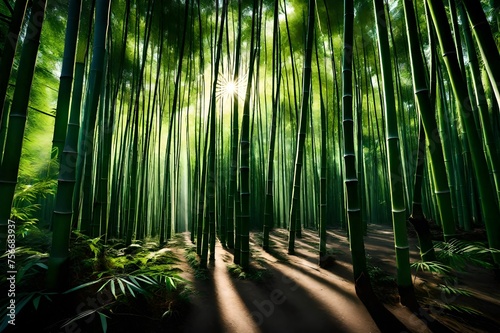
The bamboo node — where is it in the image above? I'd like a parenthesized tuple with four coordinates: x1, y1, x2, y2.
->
(471, 21, 488, 30)
(414, 88, 428, 95)
(442, 50, 456, 58)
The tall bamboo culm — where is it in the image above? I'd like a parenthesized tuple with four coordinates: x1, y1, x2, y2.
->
(374, 0, 416, 307)
(0, 0, 48, 251)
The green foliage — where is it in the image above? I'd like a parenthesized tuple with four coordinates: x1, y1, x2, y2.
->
(439, 303, 484, 316)
(184, 244, 209, 280)
(15, 222, 52, 252)
(64, 271, 183, 299)
(60, 305, 109, 333)
(68, 231, 108, 275)
(227, 262, 269, 282)
(438, 283, 474, 297)
(411, 260, 453, 278)
(0, 244, 49, 286)
(412, 239, 499, 280)
(0, 245, 54, 331)
(74, 232, 104, 258)
(366, 259, 396, 286)
(227, 263, 247, 279)
(60, 233, 187, 332)
(10, 178, 56, 224)
(433, 239, 499, 271)
(7, 153, 58, 239)
(69, 231, 183, 278)
(410, 240, 497, 318)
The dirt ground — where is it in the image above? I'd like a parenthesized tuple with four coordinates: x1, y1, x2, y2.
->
(173, 225, 500, 333)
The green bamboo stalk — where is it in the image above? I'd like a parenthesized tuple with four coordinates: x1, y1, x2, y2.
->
(98, 67, 113, 241)
(427, 0, 500, 266)
(409, 116, 436, 262)
(78, 0, 111, 235)
(238, 0, 259, 270)
(403, 0, 456, 243)
(458, 2, 500, 206)
(226, 0, 242, 251)
(197, 119, 210, 255)
(0, 0, 28, 134)
(50, 0, 82, 162)
(287, 0, 315, 255)
(386, 8, 411, 213)
(374, 0, 416, 307)
(263, 0, 280, 251)
(462, 0, 500, 107)
(46, 0, 86, 289)
(0, 0, 48, 251)
(342, 0, 368, 282)
(315, 29, 327, 262)
(201, 0, 227, 268)
(0, 100, 10, 160)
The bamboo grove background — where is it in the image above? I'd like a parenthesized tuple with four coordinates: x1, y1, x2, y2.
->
(0, 0, 499, 294)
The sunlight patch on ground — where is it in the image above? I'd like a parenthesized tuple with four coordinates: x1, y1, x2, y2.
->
(272, 259, 378, 333)
(212, 254, 260, 333)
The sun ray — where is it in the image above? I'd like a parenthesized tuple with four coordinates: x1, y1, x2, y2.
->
(216, 72, 247, 101)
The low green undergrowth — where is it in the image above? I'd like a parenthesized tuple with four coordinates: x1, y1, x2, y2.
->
(0, 227, 190, 333)
(411, 239, 500, 317)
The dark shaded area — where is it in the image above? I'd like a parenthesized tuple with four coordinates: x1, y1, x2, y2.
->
(178, 261, 225, 333)
(187, 243, 363, 332)
(4, 281, 191, 333)
(355, 272, 410, 333)
(408, 215, 437, 262)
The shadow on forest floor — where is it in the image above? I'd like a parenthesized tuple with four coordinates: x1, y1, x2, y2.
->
(174, 226, 500, 333)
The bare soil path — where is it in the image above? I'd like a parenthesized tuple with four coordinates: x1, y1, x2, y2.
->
(171, 225, 500, 333)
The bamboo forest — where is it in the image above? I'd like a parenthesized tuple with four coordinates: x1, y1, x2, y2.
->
(1, 0, 500, 332)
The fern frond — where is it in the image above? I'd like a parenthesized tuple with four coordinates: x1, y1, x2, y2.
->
(438, 284, 475, 297)
(441, 303, 483, 316)
(411, 260, 453, 276)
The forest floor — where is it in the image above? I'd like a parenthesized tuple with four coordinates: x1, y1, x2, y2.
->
(170, 225, 500, 333)
(6, 224, 500, 332)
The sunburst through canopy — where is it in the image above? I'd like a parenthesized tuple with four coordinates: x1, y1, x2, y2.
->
(216, 73, 247, 101)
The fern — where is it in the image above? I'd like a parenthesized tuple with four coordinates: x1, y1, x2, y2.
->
(11, 180, 56, 224)
(61, 267, 185, 333)
(227, 263, 247, 279)
(411, 260, 453, 277)
(438, 283, 474, 297)
(184, 245, 209, 280)
(434, 239, 498, 271)
(440, 303, 484, 316)
(5, 152, 58, 235)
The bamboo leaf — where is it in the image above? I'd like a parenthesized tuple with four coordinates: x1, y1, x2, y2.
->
(136, 274, 156, 285)
(61, 309, 96, 327)
(64, 279, 101, 293)
(126, 284, 136, 298)
(33, 295, 41, 310)
(99, 312, 109, 333)
(110, 280, 116, 299)
(117, 278, 126, 296)
(97, 280, 111, 293)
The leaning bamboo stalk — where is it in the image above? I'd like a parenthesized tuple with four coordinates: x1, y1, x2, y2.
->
(0, 0, 48, 251)
(427, 0, 500, 266)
